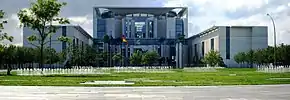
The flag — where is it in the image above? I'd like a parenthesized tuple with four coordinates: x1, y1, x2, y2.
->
(122, 34, 128, 43)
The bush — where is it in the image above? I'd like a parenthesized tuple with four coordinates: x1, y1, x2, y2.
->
(202, 50, 224, 67)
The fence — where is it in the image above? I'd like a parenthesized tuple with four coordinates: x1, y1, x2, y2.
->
(15, 66, 176, 76)
(257, 64, 290, 73)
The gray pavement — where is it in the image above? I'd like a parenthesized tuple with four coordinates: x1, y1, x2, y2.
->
(0, 85, 290, 100)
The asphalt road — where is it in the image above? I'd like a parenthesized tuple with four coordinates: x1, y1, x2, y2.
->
(0, 85, 289, 100)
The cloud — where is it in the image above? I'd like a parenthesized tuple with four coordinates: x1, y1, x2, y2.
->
(68, 15, 93, 36)
(1, 14, 22, 45)
(162, 0, 290, 45)
(1, 0, 290, 46)
(0, 0, 164, 45)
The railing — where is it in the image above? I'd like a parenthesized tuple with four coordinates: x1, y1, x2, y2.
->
(15, 66, 175, 76)
(257, 64, 290, 73)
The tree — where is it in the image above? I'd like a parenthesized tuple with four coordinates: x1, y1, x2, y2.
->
(0, 10, 13, 42)
(112, 53, 123, 66)
(202, 50, 224, 67)
(18, 0, 69, 70)
(4, 45, 16, 75)
(234, 52, 247, 67)
(142, 51, 159, 65)
(245, 50, 254, 68)
(1, 10, 14, 75)
(130, 51, 143, 66)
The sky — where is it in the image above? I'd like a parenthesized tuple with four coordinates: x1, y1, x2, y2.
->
(1, 0, 290, 46)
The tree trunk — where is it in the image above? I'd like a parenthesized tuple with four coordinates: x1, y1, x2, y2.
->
(40, 44, 44, 71)
(7, 61, 12, 75)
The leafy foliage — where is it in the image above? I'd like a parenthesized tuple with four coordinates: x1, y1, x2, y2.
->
(142, 51, 160, 65)
(0, 10, 13, 42)
(130, 51, 143, 65)
(202, 50, 224, 67)
(234, 44, 290, 67)
(0, 44, 61, 75)
(17, 0, 69, 69)
(112, 53, 123, 65)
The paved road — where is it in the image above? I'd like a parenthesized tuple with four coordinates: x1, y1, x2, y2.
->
(1, 85, 290, 100)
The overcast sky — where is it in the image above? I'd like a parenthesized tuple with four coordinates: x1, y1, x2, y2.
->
(1, 0, 290, 46)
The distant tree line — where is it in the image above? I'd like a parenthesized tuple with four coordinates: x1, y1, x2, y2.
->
(234, 44, 290, 67)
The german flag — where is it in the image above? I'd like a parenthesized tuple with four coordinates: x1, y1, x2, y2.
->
(122, 34, 128, 43)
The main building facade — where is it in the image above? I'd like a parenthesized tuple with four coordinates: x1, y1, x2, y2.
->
(93, 7, 188, 67)
(93, 7, 268, 67)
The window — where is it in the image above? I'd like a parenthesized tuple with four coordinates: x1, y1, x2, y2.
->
(73, 38, 75, 47)
(226, 27, 231, 59)
(211, 38, 214, 50)
(76, 38, 79, 46)
(81, 41, 84, 51)
(202, 42, 205, 56)
(125, 20, 132, 38)
(194, 44, 198, 61)
(148, 21, 154, 38)
(170, 46, 176, 56)
(175, 19, 184, 38)
(176, 25, 183, 32)
(97, 25, 106, 31)
(158, 46, 161, 56)
(97, 19, 106, 38)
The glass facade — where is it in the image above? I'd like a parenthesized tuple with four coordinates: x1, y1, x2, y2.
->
(125, 19, 132, 38)
(133, 17, 147, 38)
(226, 26, 230, 59)
(97, 19, 106, 38)
(176, 19, 184, 38)
(134, 22, 146, 38)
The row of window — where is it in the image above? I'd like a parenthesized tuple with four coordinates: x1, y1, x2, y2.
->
(97, 18, 184, 39)
(201, 38, 215, 57)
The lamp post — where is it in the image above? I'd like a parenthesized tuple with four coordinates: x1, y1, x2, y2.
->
(266, 14, 277, 65)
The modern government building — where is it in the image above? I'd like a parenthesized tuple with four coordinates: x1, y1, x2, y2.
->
(23, 7, 268, 67)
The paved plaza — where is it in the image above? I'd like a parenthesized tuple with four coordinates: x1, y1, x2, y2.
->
(0, 85, 290, 100)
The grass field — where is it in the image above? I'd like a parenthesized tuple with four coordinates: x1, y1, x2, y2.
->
(0, 68, 290, 86)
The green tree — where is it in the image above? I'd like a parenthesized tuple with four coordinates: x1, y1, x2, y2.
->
(18, 0, 69, 70)
(245, 50, 254, 67)
(0, 10, 13, 42)
(0, 10, 14, 75)
(4, 45, 16, 75)
(142, 51, 159, 65)
(234, 52, 247, 67)
(202, 50, 224, 67)
(130, 51, 143, 65)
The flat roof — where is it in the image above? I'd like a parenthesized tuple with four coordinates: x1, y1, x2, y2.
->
(94, 6, 188, 16)
(52, 25, 92, 39)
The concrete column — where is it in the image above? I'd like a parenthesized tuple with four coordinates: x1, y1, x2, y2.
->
(131, 20, 135, 38)
(154, 18, 158, 38)
(121, 18, 125, 38)
(176, 42, 184, 69)
(145, 19, 149, 39)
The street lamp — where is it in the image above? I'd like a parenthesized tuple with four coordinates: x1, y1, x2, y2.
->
(266, 13, 277, 65)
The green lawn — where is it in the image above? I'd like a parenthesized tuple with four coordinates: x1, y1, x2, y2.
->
(0, 68, 290, 86)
